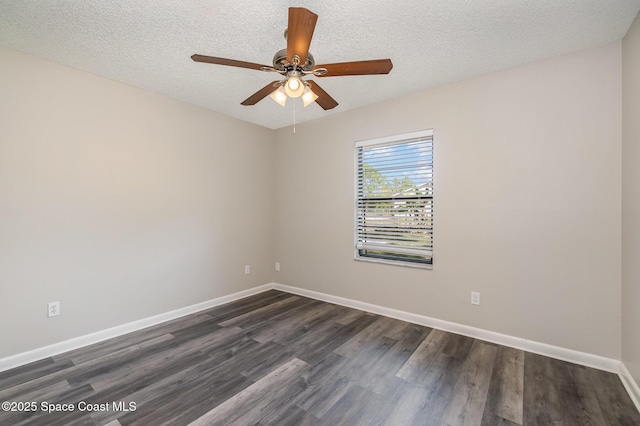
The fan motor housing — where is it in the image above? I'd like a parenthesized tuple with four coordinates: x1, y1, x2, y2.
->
(272, 48, 315, 72)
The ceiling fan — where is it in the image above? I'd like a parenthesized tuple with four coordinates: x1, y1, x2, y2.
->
(191, 7, 393, 110)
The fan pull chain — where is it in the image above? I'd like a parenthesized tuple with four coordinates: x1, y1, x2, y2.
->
(293, 98, 296, 133)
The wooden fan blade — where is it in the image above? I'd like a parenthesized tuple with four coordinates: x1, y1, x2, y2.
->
(241, 81, 281, 106)
(315, 59, 393, 77)
(191, 54, 270, 71)
(307, 81, 338, 110)
(286, 8, 318, 65)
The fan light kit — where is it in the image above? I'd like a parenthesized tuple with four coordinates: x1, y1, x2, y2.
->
(191, 7, 393, 111)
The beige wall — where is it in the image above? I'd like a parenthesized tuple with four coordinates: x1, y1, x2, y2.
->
(0, 47, 275, 358)
(274, 43, 622, 358)
(623, 12, 640, 384)
(0, 38, 629, 363)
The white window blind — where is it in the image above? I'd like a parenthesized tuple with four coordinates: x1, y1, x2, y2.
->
(355, 130, 433, 266)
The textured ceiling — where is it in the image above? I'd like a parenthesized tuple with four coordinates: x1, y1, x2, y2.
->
(1, 1, 639, 129)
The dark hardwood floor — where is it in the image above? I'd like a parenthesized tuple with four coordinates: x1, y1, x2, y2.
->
(1, 290, 638, 425)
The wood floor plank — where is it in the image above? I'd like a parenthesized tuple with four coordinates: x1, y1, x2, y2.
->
(479, 414, 520, 426)
(554, 359, 608, 425)
(84, 336, 265, 424)
(240, 346, 297, 381)
(120, 371, 253, 426)
(338, 335, 398, 389)
(249, 300, 345, 344)
(283, 312, 379, 364)
(587, 366, 640, 425)
(0, 369, 69, 402)
(52, 312, 212, 365)
(200, 330, 261, 363)
(319, 384, 390, 426)
(72, 337, 206, 392)
(481, 346, 524, 425)
(0, 333, 174, 402)
(0, 357, 56, 382)
(335, 307, 371, 326)
(198, 291, 297, 324)
(443, 333, 475, 360)
(367, 324, 433, 394)
(379, 317, 430, 341)
(258, 404, 320, 426)
(295, 326, 418, 420)
(333, 315, 403, 357)
(395, 328, 447, 384)
(293, 352, 352, 417)
(522, 355, 612, 426)
(1, 290, 638, 425)
(218, 295, 303, 328)
(225, 376, 309, 426)
(67, 334, 177, 387)
(2, 383, 95, 426)
(522, 352, 564, 425)
(382, 379, 431, 426)
(186, 357, 308, 426)
(414, 353, 466, 425)
(91, 346, 208, 394)
(2, 380, 72, 409)
(440, 340, 498, 426)
(88, 354, 253, 425)
(0, 358, 75, 391)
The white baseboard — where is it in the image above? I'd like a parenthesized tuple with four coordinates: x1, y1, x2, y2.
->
(271, 283, 621, 374)
(0, 284, 273, 373)
(2, 280, 634, 412)
(620, 362, 640, 413)
(274, 283, 640, 410)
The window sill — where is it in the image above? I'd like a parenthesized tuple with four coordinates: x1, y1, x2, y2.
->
(354, 256, 433, 270)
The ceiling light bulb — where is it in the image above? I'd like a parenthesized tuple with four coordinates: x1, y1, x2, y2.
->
(270, 86, 287, 107)
(284, 76, 305, 98)
(302, 86, 318, 107)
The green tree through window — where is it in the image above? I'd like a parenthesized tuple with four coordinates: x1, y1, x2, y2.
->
(356, 130, 433, 267)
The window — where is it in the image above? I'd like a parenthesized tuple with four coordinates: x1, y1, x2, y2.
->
(355, 130, 433, 267)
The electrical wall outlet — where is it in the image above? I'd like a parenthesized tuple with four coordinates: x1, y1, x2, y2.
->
(471, 292, 480, 306)
(244, 265, 250, 275)
(48, 301, 60, 317)
(275, 262, 280, 272)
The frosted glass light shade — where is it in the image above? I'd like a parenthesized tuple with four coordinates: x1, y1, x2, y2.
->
(302, 86, 318, 107)
(270, 86, 287, 107)
(284, 77, 304, 98)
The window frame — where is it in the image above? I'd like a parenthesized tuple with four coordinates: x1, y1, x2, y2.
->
(354, 129, 434, 269)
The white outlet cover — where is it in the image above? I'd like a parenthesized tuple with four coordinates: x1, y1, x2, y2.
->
(471, 292, 480, 305)
(48, 301, 60, 317)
